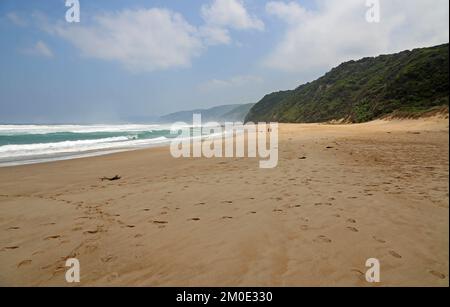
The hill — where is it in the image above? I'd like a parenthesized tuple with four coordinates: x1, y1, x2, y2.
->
(245, 44, 449, 123)
(160, 103, 254, 123)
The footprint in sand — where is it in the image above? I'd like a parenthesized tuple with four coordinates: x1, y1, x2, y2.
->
(222, 216, 233, 220)
(351, 269, 365, 276)
(314, 235, 332, 243)
(351, 269, 367, 282)
(52, 265, 66, 276)
(152, 220, 168, 225)
(40, 263, 53, 270)
(373, 236, 386, 244)
(389, 250, 402, 259)
(2, 246, 19, 251)
(429, 270, 446, 280)
(17, 259, 32, 268)
(106, 272, 120, 282)
(101, 255, 117, 263)
(347, 218, 357, 224)
(84, 244, 98, 253)
(7, 226, 20, 230)
(347, 227, 359, 232)
(44, 235, 61, 240)
(188, 218, 201, 221)
(84, 230, 99, 235)
(315, 203, 333, 207)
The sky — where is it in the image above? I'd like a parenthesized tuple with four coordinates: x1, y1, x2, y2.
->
(0, 0, 448, 124)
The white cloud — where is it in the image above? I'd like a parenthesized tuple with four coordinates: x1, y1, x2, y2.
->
(21, 41, 53, 57)
(35, 3, 264, 71)
(46, 9, 203, 72)
(199, 25, 232, 45)
(266, 1, 308, 24)
(199, 75, 263, 92)
(202, 0, 264, 30)
(200, 0, 264, 45)
(6, 12, 27, 27)
(265, 0, 450, 72)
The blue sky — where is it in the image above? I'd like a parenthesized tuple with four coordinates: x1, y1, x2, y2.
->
(0, 0, 448, 123)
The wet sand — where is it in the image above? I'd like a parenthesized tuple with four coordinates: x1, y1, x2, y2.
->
(0, 117, 448, 286)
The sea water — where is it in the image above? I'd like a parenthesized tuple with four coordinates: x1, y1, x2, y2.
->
(0, 124, 179, 166)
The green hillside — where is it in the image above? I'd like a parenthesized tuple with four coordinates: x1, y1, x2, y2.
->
(245, 44, 449, 123)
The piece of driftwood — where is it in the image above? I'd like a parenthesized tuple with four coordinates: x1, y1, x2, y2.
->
(101, 175, 121, 181)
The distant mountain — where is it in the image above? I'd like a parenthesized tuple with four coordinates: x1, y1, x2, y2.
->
(160, 103, 254, 123)
(245, 44, 449, 123)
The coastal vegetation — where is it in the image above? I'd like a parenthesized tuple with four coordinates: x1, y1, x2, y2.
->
(245, 44, 449, 123)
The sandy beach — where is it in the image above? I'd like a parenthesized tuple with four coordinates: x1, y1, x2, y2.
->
(0, 117, 448, 287)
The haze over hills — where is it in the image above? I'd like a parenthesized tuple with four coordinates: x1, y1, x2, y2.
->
(159, 103, 254, 123)
(245, 44, 449, 123)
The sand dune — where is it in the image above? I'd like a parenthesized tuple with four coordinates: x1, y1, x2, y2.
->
(0, 117, 448, 286)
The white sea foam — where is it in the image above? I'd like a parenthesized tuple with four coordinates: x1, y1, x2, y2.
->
(0, 124, 166, 135)
(0, 136, 169, 160)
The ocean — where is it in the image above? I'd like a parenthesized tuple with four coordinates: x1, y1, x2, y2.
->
(0, 124, 180, 167)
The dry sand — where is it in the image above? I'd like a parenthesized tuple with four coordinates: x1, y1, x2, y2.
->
(0, 117, 448, 286)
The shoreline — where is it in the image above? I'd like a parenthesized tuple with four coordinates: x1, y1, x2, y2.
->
(0, 143, 168, 168)
(0, 118, 448, 286)
(1, 115, 447, 169)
